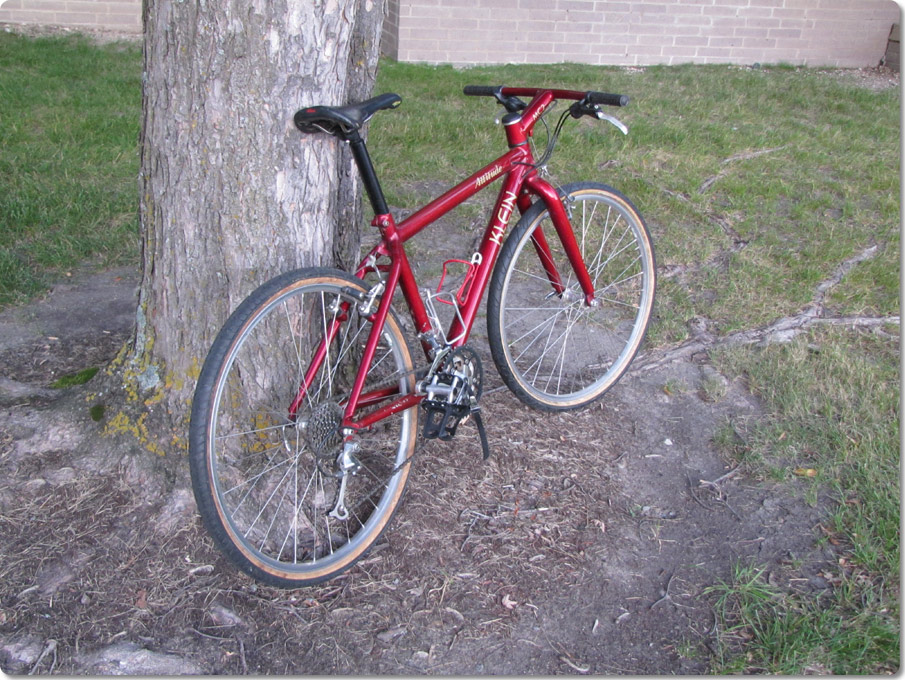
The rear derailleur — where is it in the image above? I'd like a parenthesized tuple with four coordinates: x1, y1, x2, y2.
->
(417, 345, 491, 459)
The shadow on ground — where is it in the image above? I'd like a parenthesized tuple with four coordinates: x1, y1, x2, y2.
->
(0, 265, 838, 675)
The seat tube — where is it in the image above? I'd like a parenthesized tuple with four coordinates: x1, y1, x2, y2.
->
(346, 129, 389, 216)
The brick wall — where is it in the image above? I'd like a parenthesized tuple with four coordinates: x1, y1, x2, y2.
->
(383, 0, 902, 67)
(0, 0, 141, 33)
(2, 0, 898, 68)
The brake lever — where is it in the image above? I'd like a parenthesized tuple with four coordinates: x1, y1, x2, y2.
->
(571, 100, 629, 135)
(596, 110, 629, 135)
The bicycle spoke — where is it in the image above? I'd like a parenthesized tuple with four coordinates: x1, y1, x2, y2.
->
(490, 185, 654, 408)
(194, 273, 416, 585)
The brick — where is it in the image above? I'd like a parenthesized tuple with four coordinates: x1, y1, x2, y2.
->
(519, 20, 556, 31)
(526, 30, 568, 42)
(771, 8, 806, 20)
(526, 9, 568, 21)
(560, 10, 600, 25)
(3, 10, 54, 22)
(103, 14, 140, 29)
(667, 45, 700, 56)
(734, 27, 771, 37)
(63, 0, 101, 11)
(711, 16, 744, 29)
(635, 25, 675, 38)
(595, 2, 631, 11)
(560, 19, 602, 33)
(672, 22, 708, 33)
(674, 14, 711, 26)
(675, 35, 708, 45)
(554, 41, 593, 53)
(479, 18, 519, 31)
(738, 6, 774, 19)
(632, 48, 665, 61)
(707, 36, 739, 47)
(54, 12, 97, 24)
(666, 3, 704, 13)
(741, 36, 776, 47)
(631, 2, 670, 14)
(13, 0, 60, 8)
(773, 18, 810, 29)
(634, 12, 678, 25)
(559, 0, 595, 10)
(104, 1, 141, 12)
(768, 27, 802, 39)
(519, 0, 556, 9)
(695, 45, 733, 56)
(702, 4, 742, 16)
(603, 6, 632, 19)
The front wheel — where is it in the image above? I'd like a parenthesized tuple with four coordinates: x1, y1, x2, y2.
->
(487, 183, 656, 411)
(189, 268, 417, 588)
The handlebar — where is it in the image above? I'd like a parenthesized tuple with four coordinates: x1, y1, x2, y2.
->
(464, 85, 629, 108)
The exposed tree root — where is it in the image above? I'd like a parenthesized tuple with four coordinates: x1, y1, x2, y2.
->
(697, 146, 789, 194)
(638, 311, 899, 371)
(639, 241, 897, 371)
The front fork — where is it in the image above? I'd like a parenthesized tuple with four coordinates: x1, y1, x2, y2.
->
(524, 175, 597, 306)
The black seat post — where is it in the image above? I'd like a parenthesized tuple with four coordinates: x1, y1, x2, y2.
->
(344, 129, 389, 217)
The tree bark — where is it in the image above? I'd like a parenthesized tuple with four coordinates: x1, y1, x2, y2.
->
(118, 0, 385, 456)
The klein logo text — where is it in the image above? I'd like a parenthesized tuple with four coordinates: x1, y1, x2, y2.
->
(525, 101, 550, 129)
(489, 190, 518, 247)
(475, 164, 503, 188)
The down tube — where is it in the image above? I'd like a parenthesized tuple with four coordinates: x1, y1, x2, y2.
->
(445, 165, 533, 345)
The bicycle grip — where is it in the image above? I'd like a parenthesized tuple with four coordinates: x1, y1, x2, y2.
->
(586, 91, 630, 107)
(463, 85, 500, 97)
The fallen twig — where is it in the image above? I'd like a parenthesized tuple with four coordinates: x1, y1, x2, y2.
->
(650, 573, 675, 610)
(28, 639, 57, 675)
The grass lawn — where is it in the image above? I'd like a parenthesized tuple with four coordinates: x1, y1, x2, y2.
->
(0, 33, 141, 307)
(0, 30, 899, 674)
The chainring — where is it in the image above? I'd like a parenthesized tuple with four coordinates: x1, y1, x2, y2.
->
(445, 345, 483, 402)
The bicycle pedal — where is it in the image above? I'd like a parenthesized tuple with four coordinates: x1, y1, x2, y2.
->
(421, 400, 466, 440)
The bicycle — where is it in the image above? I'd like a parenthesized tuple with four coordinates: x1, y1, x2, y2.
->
(188, 85, 656, 588)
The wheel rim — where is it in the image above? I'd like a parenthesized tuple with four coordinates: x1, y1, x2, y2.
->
(205, 280, 414, 581)
(499, 190, 654, 406)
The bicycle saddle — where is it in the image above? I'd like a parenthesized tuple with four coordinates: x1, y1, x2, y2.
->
(294, 93, 401, 136)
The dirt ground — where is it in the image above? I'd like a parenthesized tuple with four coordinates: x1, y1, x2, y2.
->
(1, 36, 892, 670)
(0, 255, 842, 675)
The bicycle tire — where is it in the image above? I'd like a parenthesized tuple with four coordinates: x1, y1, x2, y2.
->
(189, 268, 417, 587)
(487, 182, 656, 411)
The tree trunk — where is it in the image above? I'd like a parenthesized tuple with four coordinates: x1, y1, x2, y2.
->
(118, 0, 385, 458)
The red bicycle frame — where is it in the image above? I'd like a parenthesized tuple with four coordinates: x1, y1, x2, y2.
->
(293, 89, 599, 432)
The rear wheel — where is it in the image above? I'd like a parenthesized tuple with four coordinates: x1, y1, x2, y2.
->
(487, 183, 655, 411)
(189, 268, 416, 587)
